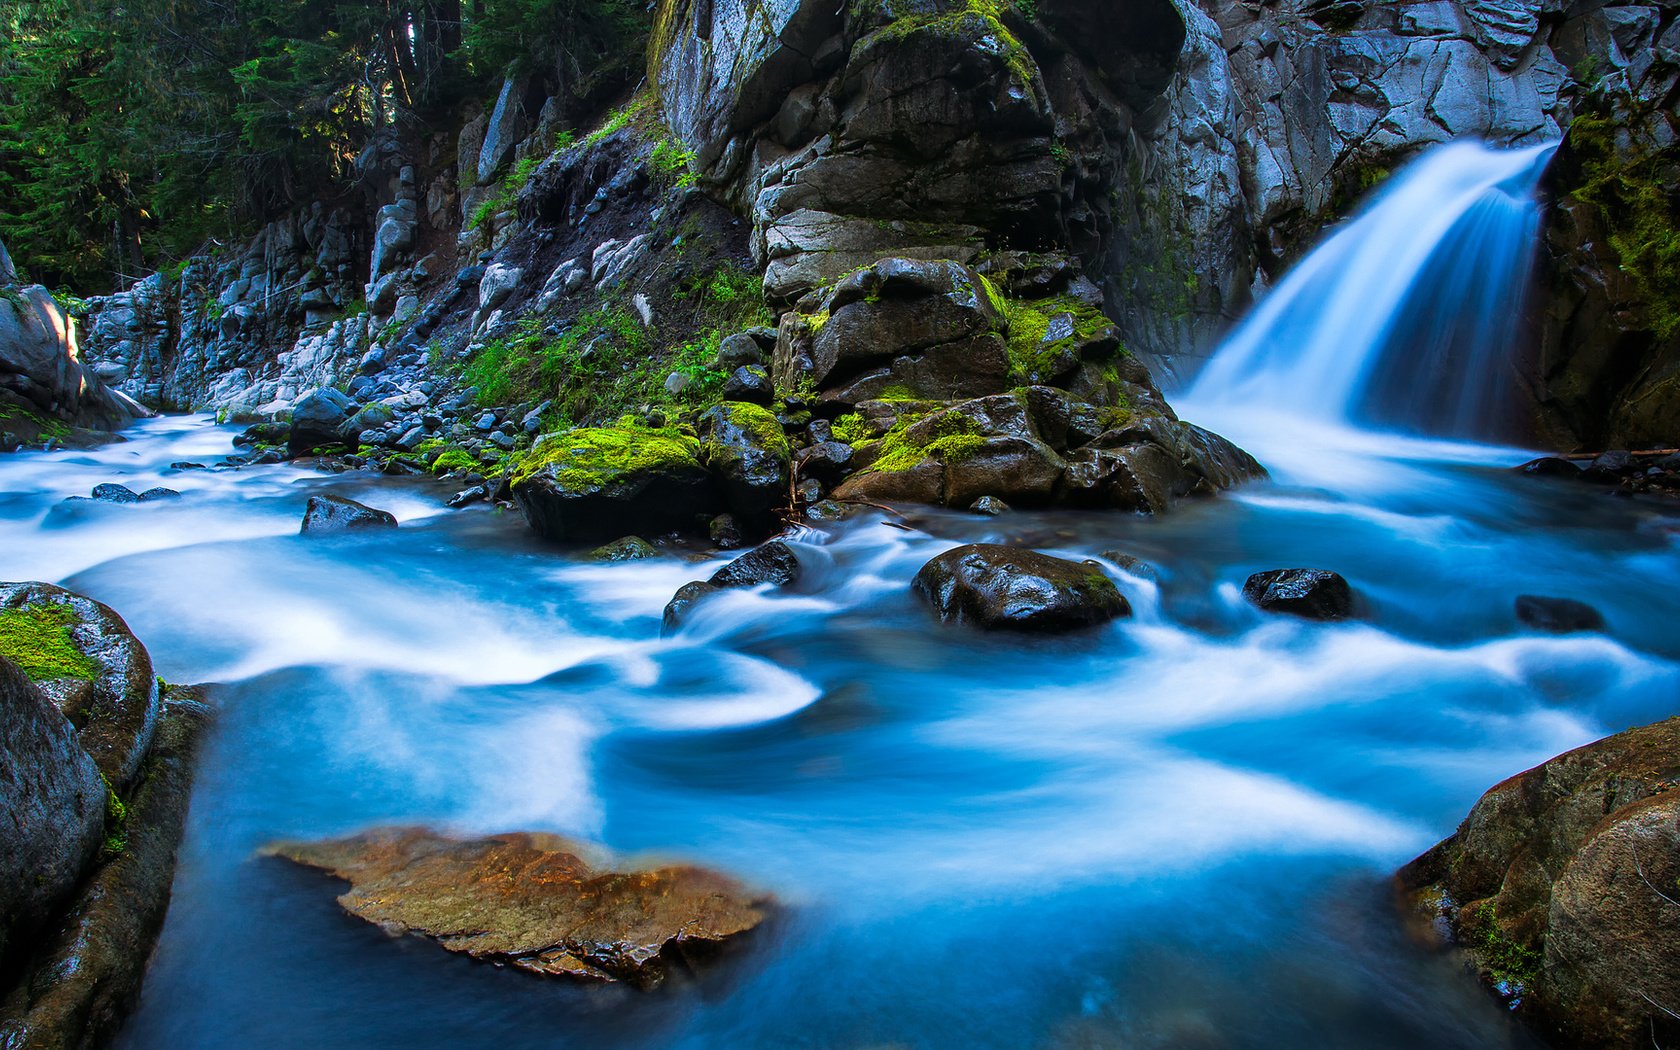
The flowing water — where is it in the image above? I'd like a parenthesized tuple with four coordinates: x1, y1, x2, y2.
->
(0, 142, 1675, 1048)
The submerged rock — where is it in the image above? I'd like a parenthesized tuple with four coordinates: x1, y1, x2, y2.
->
(589, 536, 660, 562)
(1242, 569, 1353, 621)
(912, 544, 1129, 632)
(300, 494, 398, 533)
(1515, 594, 1605, 634)
(1397, 717, 1680, 1050)
(91, 483, 139, 504)
(264, 827, 771, 986)
(662, 540, 803, 633)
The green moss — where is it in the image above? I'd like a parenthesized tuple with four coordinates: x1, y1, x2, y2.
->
(0, 400, 70, 441)
(861, 408, 986, 474)
(430, 449, 478, 475)
(0, 603, 100, 682)
(862, 0, 1041, 98)
(714, 402, 790, 459)
(832, 413, 873, 445)
(1468, 901, 1542, 996)
(1568, 107, 1680, 340)
(1000, 293, 1116, 385)
(513, 420, 701, 489)
(102, 777, 128, 858)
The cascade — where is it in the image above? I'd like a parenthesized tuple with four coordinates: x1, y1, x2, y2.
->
(1185, 141, 1556, 441)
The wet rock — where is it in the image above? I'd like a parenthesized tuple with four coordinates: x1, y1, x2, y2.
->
(698, 402, 791, 536)
(299, 495, 399, 533)
(1242, 569, 1353, 621)
(0, 582, 159, 791)
(446, 486, 487, 509)
(1397, 717, 1680, 1050)
(0, 689, 211, 1048)
(708, 513, 744, 550)
(710, 540, 801, 589)
(0, 656, 104, 972)
(662, 581, 722, 635)
(1100, 550, 1160, 582)
(1581, 450, 1635, 484)
(970, 496, 1010, 516)
(721, 365, 774, 405)
(793, 440, 854, 488)
(1516, 456, 1583, 479)
(588, 536, 660, 563)
(137, 487, 181, 502)
(512, 424, 722, 543)
(263, 827, 770, 986)
(913, 544, 1130, 632)
(288, 388, 357, 457)
(91, 483, 139, 504)
(1515, 595, 1605, 634)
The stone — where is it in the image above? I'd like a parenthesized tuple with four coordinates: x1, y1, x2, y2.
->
(1516, 456, 1582, 478)
(0, 582, 159, 791)
(793, 440, 854, 488)
(299, 495, 399, 533)
(1100, 550, 1160, 582)
(912, 544, 1130, 632)
(446, 486, 487, 509)
(288, 388, 357, 457)
(708, 513, 744, 550)
(698, 402, 791, 536)
(136, 487, 181, 502)
(661, 581, 723, 635)
(709, 540, 801, 589)
(969, 496, 1010, 516)
(721, 365, 774, 405)
(91, 483, 139, 504)
(512, 424, 722, 543)
(1515, 595, 1605, 633)
(264, 827, 769, 986)
(0, 655, 104, 972)
(1397, 717, 1680, 1050)
(476, 79, 529, 185)
(587, 536, 660, 562)
(1242, 569, 1354, 621)
(477, 263, 522, 314)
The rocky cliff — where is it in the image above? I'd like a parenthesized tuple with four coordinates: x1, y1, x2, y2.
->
(67, 0, 1679, 456)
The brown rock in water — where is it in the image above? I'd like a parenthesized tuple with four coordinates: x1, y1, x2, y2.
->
(913, 544, 1130, 632)
(264, 827, 771, 986)
(1396, 717, 1680, 1050)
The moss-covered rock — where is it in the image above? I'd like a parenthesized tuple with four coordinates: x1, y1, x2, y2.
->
(511, 421, 722, 543)
(698, 402, 791, 536)
(1397, 717, 1680, 1049)
(0, 583, 158, 793)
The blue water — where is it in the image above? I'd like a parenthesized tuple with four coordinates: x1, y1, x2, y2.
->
(2, 412, 1676, 1048)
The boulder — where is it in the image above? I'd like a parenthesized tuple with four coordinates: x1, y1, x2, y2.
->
(512, 423, 722, 543)
(91, 483, 139, 504)
(1515, 595, 1605, 634)
(1397, 717, 1680, 1050)
(912, 544, 1130, 632)
(299, 495, 399, 533)
(288, 388, 357, 457)
(1242, 569, 1353, 621)
(263, 827, 770, 986)
(662, 540, 803, 632)
(0, 655, 105, 972)
(0, 582, 159, 791)
(698, 402, 791, 534)
(0, 282, 143, 431)
(588, 536, 660, 562)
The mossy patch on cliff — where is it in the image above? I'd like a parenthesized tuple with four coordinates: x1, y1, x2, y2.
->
(0, 602, 100, 682)
(1567, 107, 1680, 340)
(512, 419, 702, 490)
(861, 408, 986, 474)
(999, 293, 1117, 385)
(855, 0, 1042, 101)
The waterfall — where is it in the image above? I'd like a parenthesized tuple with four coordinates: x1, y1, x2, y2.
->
(1184, 141, 1556, 442)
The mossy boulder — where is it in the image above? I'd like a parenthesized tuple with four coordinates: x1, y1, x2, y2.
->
(511, 422, 722, 543)
(698, 402, 791, 536)
(0, 655, 104, 974)
(912, 544, 1130, 631)
(1397, 717, 1680, 1050)
(264, 827, 771, 986)
(0, 582, 158, 791)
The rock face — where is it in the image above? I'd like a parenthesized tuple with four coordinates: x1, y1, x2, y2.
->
(300, 494, 399, 533)
(1397, 717, 1680, 1050)
(265, 827, 771, 986)
(1242, 569, 1354, 621)
(913, 544, 1129, 631)
(0, 655, 105, 972)
(0, 259, 144, 438)
(0, 582, 160, 792)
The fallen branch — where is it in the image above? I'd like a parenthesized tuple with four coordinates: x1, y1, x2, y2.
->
(1562, 448, 1679, 461)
